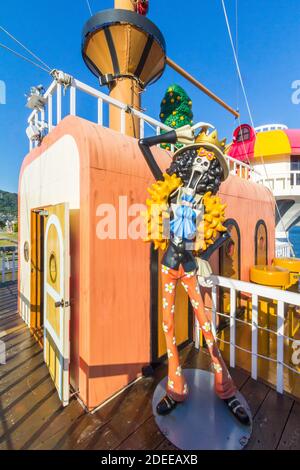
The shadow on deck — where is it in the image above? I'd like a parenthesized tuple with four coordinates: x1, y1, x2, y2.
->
(0, 283, 299, 450)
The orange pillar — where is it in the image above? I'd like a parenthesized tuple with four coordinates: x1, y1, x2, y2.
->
(110, 0, 141, 137)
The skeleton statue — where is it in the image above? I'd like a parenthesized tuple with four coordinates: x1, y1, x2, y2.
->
(138, 124, 250, 424)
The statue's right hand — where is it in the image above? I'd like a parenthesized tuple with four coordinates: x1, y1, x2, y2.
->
(175, 125, 195, 145)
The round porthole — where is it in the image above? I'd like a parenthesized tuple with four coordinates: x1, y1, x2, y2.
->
(49, 253, 57, 283)
(24, 241, 30, 262)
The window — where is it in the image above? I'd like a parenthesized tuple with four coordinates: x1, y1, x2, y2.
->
(219, 219, 241, 319)
(291, 156, 300, 186)
(236, 126, 251, 143)
(220, 219, 241, 279)
(255, 220, 268, 265)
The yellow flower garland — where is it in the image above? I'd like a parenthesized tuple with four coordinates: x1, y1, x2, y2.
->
(144, 174, 227, 252)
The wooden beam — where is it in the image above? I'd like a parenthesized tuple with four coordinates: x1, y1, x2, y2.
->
(166, 57, 239, 118)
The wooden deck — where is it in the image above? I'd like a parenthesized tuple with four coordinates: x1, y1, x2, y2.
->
(0, 282, 300, 451)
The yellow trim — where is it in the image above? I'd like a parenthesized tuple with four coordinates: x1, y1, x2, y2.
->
(254, 130, 291, 159)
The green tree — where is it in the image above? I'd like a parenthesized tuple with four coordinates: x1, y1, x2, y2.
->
(159, 84, 193, 150)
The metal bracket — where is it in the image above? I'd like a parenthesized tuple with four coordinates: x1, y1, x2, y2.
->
(32, 209, 49, 217)
(50, 69, 73, 90)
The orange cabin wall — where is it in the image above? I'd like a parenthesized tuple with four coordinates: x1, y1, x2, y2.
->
(210, 175, 276, 280)
(19, 115, 275, 410)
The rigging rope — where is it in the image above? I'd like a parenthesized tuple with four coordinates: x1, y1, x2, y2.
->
(86, 0, 93, 16)
(232, 0, 252, 168)
(221, 0, 253, 127)
(0, 41, 50, 73)
(0, 25, 52, 71)
(221, 0, 295, 256)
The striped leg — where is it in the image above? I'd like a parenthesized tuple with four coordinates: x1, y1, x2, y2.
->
(181, 271, 237, 399)
(161, 265, 188, 402)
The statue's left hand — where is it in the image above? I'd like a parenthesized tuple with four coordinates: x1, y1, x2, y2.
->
(198, 276, 214, 289)
(196, 258, 213, 288)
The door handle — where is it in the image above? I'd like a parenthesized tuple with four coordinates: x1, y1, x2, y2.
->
(55, 299, 70, 308)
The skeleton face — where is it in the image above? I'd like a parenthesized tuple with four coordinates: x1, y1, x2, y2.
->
(186, 155, 212, 192)
(192, 155, 211, 175)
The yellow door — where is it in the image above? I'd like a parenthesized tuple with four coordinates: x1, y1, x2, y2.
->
(43, 203, 70, 407)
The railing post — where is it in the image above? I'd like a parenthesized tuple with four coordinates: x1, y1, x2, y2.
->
(1, 254, 5, 284)
(211, 284, 217, 340)
(70, 86, 76, 116)
(277, 300, 285, 394)
(48, 93, 53, 132)
(97, 98, 103, 125)
(34, 111, 39, 148)
(194, 318, 200, 350)
(57, 83, 62, 124)
(12, 252, 15, 282)
(230, 288, 236, 368)
(120, 109, 126, 135)
(140, 118, 145, 139)
(251, 294, 258, 380)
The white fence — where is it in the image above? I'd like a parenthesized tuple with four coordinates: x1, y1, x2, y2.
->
(276, 241, 292, 258)
(27, 78, 177, 151)
(0, 249, 18, 284)
(257, 171, 300, 196)
(255, 124, 288, 133)
(206, 275, 300, 395)
(27, 77, 261, 183)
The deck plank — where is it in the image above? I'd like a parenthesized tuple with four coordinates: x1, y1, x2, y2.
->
(277, 401, 300, 450)
(0, 283, 298, 451)
(117, 417, 165, 450)
(240, 377, 270, 417)
(57, 345, 197, 450)
(246, 389, 294, 450)
(156, 439, 178, 451)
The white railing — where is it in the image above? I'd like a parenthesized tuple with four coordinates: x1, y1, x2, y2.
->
(255, 124, 288, 133)
(276, 241, 292, 258)
(28, 78, 178, 152)
(0, 248, 18, 284)
(206, 275, 300, 395)
(27, 77, 260, 182)
(224, 154, 262, 181)
(257, 171, 300, 196)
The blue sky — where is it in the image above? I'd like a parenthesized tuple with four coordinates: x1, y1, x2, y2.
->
(0, 0, 300, 193)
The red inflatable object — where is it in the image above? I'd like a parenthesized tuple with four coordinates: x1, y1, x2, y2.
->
(134, 0, 149, 16)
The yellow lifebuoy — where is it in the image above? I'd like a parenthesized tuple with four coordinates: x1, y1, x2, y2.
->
(273, 258, 300, 288)
(250, 265, 290, 289)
